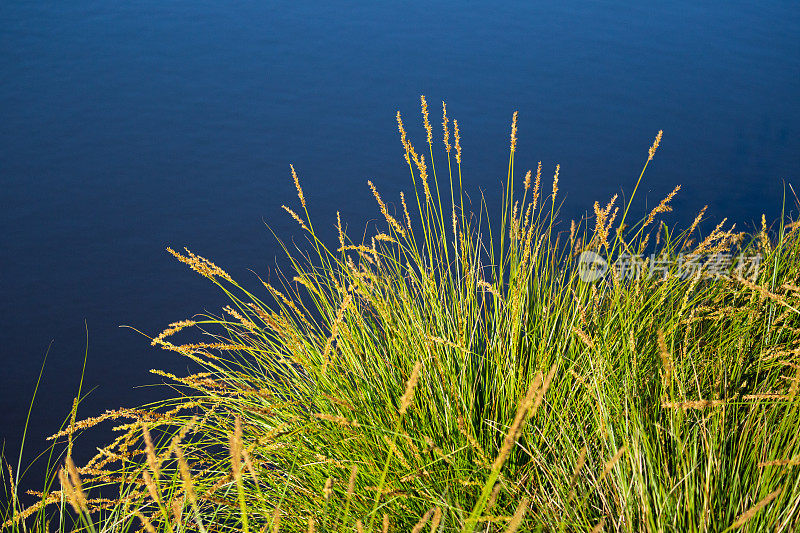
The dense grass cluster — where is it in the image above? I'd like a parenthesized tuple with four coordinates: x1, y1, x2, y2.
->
(3, 98, 800, 532)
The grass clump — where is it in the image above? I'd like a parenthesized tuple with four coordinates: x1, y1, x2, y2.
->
(4, 97, 800, 532)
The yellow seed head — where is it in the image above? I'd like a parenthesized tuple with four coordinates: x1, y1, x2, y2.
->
(552, 164, 560, 200)
(322, 291, 352, 373)
(411, 508, 435, 533)
(598, 446, 627, 485)
(167, 247, 233, 283)
(505, 497, 529, 533)
(135, 511, 157, 533)
(420, 95, 432, 144)
(454, 119, 462, 164)
(282, 205, 310, 232)
(430, 507, 442, 533)
(567, 446, 588, 501)
(58, 468, 81, 514)
(396, 111, 408, 146)
(337, 211, 345, 249)
(142, 469, 160, 504)
(442, 101, 451, 152)
(409, 149, 431, 203)
(173, 445, 197, 505)
(531, 161, 542, 211)
(229, 415, 243, 480)
(290, 164, 306, 207)
(730, 488, 782, 529)
(151, 320, 196, 347)
(272, 507, 282, 533)
(399, 361, 422, 415)
(510, 111, 519, 153)
(400, 191, 413, 231)
(643, 184, 681, 228)
(346, 464, 358, 497)
(648, 130, 663, 161)
(172, 497, 184, 526)
(491, 372, 543, 472)
(368, 180, 405, 236)
(65, 457, 87, 510)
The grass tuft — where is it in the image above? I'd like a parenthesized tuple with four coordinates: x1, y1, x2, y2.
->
(4, 101, 800, 532)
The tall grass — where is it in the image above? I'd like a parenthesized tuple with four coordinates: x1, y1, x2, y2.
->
(4, 97, 800, 532)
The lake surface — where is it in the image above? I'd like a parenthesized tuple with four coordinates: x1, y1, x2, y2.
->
(1, 0, 798, 489)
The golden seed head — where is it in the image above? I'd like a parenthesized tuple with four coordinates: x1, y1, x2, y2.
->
(399, 361, 422, 415)
(598, 446, 627, 484)
(396, 111, 408, 145)
(531, 161, 542, 211)
(411, 508, 435, 533)
(142, 425, 160, 480)
(223, 305, 256, 330)
(282, 205, 310, 232)
(454, 119, 462, 164)
(430, 507, 443, 533)
(643, 184, 681, 228)
(167, 247, 233, 283)
(135, 511, 157, 533)
(730, 488, 783, 529)
(685, 204, 706, 240)
(337, 211, 345, 250)
(321, 291, 353, 373)
(442, 101, 451, 152)
(65, 457, 86, 507)
(490, 370, 544, 479)
(271, 507, 282, 533)
(173, 444, 197, 505)
(374, 233, 395, 243)
(420, 95, 432, 144)
(648, 130, 663, 161)
(368, 180, 405, 236)
(510, 111, 519, 153)
(523, 169, 531, 190)
(346, 464, 358, 497)
(401, 191, 413, 231)
(151, 320, 196, 347)
(229, 415, 243, 479)
(142, 469, 160, 504)
(323, 477, 333, 500)
(290, 164, 306, 208)
(171, 498, 183, 526)
(409, 150, 432, 203)
(58, 467, 82, 514)
(382, 514, 389, 533)
(567, 446, 588, 501)
(552, 164, 560, 200)
(505, 497, 529, 533)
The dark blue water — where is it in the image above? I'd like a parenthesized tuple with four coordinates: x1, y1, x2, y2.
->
(1, 0, 798, 490)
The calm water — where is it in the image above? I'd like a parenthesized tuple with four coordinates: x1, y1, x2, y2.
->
(1, 1, 798, 488)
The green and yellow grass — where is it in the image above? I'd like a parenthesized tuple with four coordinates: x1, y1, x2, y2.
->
(3, 97, 800, 532)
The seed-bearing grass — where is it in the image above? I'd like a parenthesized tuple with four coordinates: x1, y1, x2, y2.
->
(3, 98, 800, 532)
